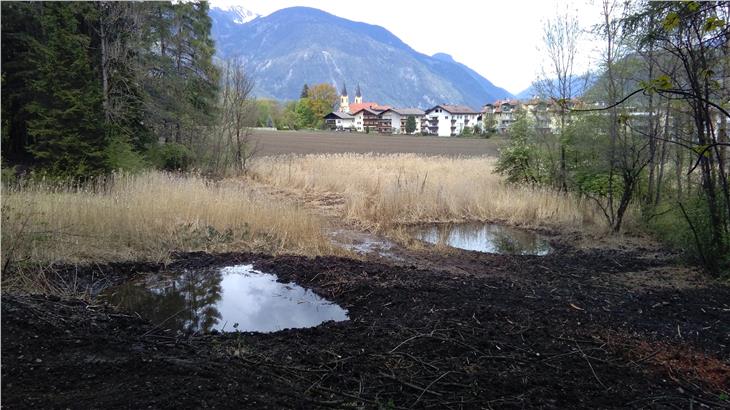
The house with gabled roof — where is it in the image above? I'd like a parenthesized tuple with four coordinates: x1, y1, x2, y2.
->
(351, 107, 385, 132)
(482, 99, 521, 134)
(422, 104, 481, 136)
(379, 108, 425, 134)
(323, 111, 355, 131)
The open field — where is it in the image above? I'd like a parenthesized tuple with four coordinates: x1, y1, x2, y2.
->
(250, 129, 502, 157)
(251, 153, 604, 231)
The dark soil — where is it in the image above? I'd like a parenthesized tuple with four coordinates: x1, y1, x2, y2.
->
(249, 129, 501, 157)
(3, 247, 729, 409)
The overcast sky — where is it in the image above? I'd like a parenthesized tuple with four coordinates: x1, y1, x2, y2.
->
(209, 0, 603, 95)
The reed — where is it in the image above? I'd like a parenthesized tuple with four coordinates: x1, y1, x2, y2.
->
(2, 171, 335, 266)
(251, 153, 603, 231)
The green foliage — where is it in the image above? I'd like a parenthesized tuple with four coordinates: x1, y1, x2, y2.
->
(1, 166, 18, 186)
(405, 116, 417, 134)
(148, 143, 195, 171)
(105, 137, 147, 172)
(253, 99, 282, 127)
(496, 112, 542, 184)
(496, 139, 539, 184)
(1, 1, 220, 178)
(460, 126, 474, 136)
(574, 172, 623, 197)
(640, 75, 673, 94)
(650, 197, 730, 274)
(24, 3, 108, 178)
(294, 98, 316, 129)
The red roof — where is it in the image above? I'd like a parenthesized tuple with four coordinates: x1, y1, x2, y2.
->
(348, 102, 390, 113)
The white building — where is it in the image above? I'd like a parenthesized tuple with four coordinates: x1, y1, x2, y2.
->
(323, 112, 355, 130)
(422, 105, 481, 136)
(351, 107, 382, 132)
(379, 108, 425, 134)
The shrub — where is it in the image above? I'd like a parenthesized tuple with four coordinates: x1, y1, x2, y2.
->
(148, 143, 195, 171)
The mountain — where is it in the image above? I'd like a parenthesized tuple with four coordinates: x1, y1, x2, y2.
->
(515, 74, 595, 100)
(209, 7, 514, 108)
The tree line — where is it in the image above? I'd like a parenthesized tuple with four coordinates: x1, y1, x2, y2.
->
(497, 1, 729, 273)
(1, 1, 228, 176)
(248, 83, 339, 130)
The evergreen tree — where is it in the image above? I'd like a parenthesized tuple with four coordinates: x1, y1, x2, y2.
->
(300, 84, 310, 98)
(405, 116, 417, 134)
(140, 1, 219, 145)
(25, 3, 108, 177)
(1, 2, 42, 164)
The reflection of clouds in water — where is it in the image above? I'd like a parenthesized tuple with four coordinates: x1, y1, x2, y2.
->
(106, 265, 348, 333)
(214, 265, 348, 332)
(414, 224, 551, 255)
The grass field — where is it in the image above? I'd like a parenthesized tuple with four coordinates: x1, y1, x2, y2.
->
(249, 129, 502, 157)
(2, 131, 601, 269)
(2, 171, 336, 267)
(251, 153, 602, 231)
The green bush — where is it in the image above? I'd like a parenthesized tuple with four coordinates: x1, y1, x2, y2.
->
(1, 166, 18, 186)
(650, 197, 730, 274)
(105, 137, 147, 172)
(147, 143, 195, 171)
(495, 139, 539, 184)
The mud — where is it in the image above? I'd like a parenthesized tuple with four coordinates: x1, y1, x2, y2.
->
(3, 247, 729, 409)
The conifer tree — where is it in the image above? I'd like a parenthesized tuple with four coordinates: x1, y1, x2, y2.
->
(26, 3, 108, 176)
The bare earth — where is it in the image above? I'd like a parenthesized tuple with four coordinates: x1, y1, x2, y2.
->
(250, 129, 502, 157)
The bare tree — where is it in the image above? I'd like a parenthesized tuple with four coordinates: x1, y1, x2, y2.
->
(206, 59, 258, 175)
(535, 6, 586, 190)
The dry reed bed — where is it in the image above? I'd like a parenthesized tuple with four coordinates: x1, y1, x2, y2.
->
(251, 153, 603, 231)
(2, 171, 334, 266)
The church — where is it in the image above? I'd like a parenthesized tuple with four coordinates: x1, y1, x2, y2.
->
(337, 83, 389, 114)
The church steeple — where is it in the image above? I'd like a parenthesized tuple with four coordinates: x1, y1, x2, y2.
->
(354, 83, 362, 104)
(339, 82, 350, 112)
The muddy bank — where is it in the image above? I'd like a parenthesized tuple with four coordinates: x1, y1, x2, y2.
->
(3, 249, 729, 409)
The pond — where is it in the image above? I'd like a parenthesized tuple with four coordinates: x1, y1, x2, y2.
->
(409, 223, 551, 255)
(102, 265, 349, 333)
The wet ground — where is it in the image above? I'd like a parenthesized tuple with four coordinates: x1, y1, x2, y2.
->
(3, 242, 729, 409)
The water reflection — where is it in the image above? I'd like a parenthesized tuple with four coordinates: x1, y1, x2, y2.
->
(410, 223, 551, 255)
(104, 265, 349, 333)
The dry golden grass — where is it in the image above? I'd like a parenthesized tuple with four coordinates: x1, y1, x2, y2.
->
(2, 171, 336, 266)
(251, 154, 604, 231)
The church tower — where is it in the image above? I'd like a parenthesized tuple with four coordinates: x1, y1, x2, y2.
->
(339, 82, 350, 112)
(354, 84, 363, 104)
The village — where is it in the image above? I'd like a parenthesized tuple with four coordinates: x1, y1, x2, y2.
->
(323, 83, 572, 136)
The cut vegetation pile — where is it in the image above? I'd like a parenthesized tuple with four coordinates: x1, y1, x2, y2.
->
(252, 154, 603, 230)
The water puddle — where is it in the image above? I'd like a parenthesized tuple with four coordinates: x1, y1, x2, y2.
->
(409, 223, 551, 255)
(329, 229, 400, 259)
(103, 265, 348, 333)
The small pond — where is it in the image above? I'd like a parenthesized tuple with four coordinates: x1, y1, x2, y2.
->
(409, 223, 551, 255)
(102, 265, 349, 333)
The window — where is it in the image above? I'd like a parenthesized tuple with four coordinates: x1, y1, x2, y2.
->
(445, 116, 449, 119)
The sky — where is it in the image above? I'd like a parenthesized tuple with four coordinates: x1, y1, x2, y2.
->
(209, 0, 604, 95)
